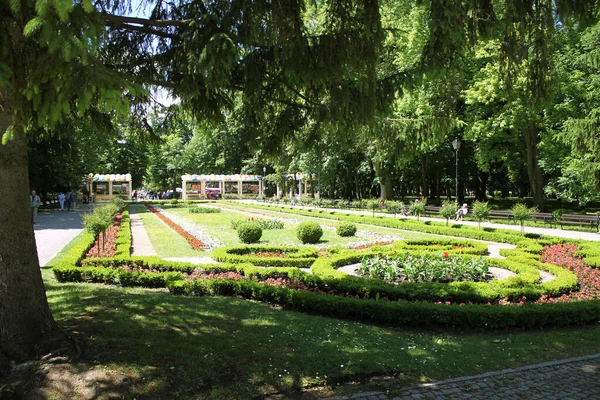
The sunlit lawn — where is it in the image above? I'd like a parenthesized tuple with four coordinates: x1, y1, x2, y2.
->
(41, 267, 600, 399)
(167, 204, 433, 250)
(130, 204, 205, 257)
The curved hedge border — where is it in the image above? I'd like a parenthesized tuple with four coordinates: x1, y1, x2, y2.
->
(394, 238, 488, 255)
(211, 245, 318, 267)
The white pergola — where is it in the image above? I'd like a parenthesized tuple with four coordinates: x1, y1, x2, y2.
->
(181, 174, 264, 199)
(89, 173, 132, 200)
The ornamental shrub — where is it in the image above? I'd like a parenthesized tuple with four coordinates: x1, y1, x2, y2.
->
(237, 222, 262, 244)
(440, 201, 457, 226)
(336, 222, 357, 237)
(511, 203, 538, 235)
(472, 201, 491, 230)
(409, 199, 426, 221)
(296, 221, 323, 244)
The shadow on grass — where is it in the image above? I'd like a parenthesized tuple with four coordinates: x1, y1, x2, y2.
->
(38, 278, 600, 400)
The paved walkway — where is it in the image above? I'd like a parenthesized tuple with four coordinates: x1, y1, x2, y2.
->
(237, 201, 600, 242)
(34, 206, 89, 267)
(327, 353, 600, 399)
(129, 208, 157, 256)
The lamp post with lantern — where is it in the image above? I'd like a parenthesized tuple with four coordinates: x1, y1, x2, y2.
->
(452, 138, 461, 204)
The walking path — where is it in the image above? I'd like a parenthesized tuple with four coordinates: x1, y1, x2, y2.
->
(129, 208, 157, 256)
(325, 353, 600, 400)
(35, 206, 89, 267)
(237, 201, 600, 242)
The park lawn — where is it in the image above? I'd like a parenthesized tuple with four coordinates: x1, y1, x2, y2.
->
(175, 203, 433, 245)
(38, 267, 600, 399)
(130, 204, 204, 257)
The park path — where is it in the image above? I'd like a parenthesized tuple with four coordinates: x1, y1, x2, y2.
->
(34, 206, 90, 267)
(237, 201, 600, 242)
(319, 353, 600, 400)
(129, 207, 157, 256)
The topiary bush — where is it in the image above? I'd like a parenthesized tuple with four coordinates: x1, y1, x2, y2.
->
(336, 222, 357, 237)
(296, 221, 323, 244)
(237, 222, 262, 244)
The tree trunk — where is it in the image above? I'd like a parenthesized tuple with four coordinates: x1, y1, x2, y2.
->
(0, 96, 63, 364)
(379, 178, 393, 200)
(523, 125, 545, 210)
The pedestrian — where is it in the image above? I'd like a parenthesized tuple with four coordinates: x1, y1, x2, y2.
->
(70, 190, 78, 211)
(58, 192, 65, 211)
(456, 203, 469, 221)
(65, 192, 72, 211)
(31, 190, 41, 224)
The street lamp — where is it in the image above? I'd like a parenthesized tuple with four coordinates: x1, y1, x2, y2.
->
(452, 138, 461, 204)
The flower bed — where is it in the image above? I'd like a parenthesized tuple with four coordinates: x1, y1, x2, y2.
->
(144, 204, 206, 250)
(85, 213, 123, 258)
(358, 253, 490, 283)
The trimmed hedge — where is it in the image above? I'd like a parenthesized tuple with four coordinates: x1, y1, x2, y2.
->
(167, 277, 600, 329)
(336, 223, 357, 237)
(237, 222, 262, 243)
(211, 245, 318, 268)
(296, 221, 323, 244)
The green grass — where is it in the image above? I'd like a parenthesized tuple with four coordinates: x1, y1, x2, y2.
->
(41, 267, 600, 399)
(130, 204, 203, 257)
(170, 204, 433, 249)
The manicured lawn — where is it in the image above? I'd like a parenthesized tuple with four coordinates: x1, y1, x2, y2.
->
(40, 267, 600, 399)
(130, 204, 204, 257)
(167, 204, 433, 249)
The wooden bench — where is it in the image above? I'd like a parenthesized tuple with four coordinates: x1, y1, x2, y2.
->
(558, 214, 600, 231)
(487, 209, 515, 223)
(532, 212, 555, 227)
(424, 206, 441, 217)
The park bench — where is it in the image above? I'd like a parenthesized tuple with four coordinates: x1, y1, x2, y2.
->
(558, 214, 600, 231)
(532, 212, 555, 227)
(488, 209, 515, 223)
(424, 205, 441, 217)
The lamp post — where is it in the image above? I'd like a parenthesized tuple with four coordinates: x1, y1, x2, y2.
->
(452, 138, 461, 204)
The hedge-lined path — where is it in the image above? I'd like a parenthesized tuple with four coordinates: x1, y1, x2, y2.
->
(129, 207, 158, 256)
(239, 201, 600, 242)
(323, 353, 600, 400)
(163, 256, 217, 264)
(35, 206, 90, 267)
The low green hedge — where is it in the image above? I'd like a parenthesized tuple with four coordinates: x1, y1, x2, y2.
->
(211, 246, 318, 267)
(167, 277, 600, 329)
(394, 238, 488, 255)
(115, 209, 131, 257)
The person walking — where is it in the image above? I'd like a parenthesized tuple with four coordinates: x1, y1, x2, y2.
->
(30, 190, 41, 224)
(58, 192, 65, 211)
(70, 190, 78, 211)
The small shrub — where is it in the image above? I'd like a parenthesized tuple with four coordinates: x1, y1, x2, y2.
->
(336, 222, 357, 237)
(409, 199, 426, 221)
(440, 201, 457, 226)
(472, 201, 491, 230)
(512, 203, 538, 235)
(237, 222, 262, 244)
(170, 199, 178, 205)
(296, 221, 323, 244)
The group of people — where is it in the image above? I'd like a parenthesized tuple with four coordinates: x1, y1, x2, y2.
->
(57, 191, 80, 212)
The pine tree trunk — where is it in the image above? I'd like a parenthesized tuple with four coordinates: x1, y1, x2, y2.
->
(523, 126, 545, 210)
(0, 95, 63, 364)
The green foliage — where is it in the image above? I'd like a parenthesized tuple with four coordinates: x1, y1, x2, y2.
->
(296, 221, 323, 244)
(440, 201, 457, 226)
(359, 253, 489, 283)
(231, 218, 284, 230)
(170, 199, 179, 205)
(336, 223, 357, 237)
(211, 246, 318, 267)
(472, 201, 491, 230)
(237, 222, 262, 244)
(511, 203, 538, 234)
(409, 199, 426, 221)
(189, 207, 221, 214)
